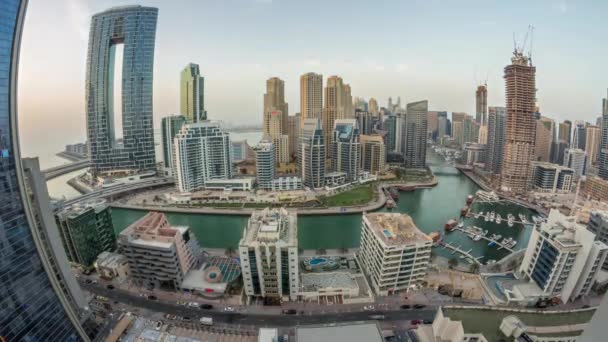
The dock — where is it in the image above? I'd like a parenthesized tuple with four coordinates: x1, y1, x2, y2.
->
(438, 241, 483, 266)
(453, 227, 515, 253)
(466, 211, 540, 227)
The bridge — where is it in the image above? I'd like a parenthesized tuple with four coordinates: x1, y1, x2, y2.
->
(58, 178, 174, 209)
(42, 159, 90, 180)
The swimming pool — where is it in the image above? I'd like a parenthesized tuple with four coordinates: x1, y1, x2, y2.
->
(309, 257, 327, 266)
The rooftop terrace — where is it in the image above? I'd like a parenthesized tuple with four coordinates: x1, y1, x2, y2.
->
(364, 212, 431, 246)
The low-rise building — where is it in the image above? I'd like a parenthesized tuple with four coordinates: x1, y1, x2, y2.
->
(271, 176, 303, 191)
(299, 272, 360, 303)
(95, 251, 130, 282)
(415, 307, 488, 342)
(357, 213, 432, 296)
(239, 208, 299, 301)
(296, 322, 384, 342)
(118, 212, 202, 290)
(583, 176, 608, 202)
(529, 162, 574, 193)
(203, 177, 254, 191)
(55, 199, 116, 268)
(324, 171, 347, 187)
(519, 209, 608, 303)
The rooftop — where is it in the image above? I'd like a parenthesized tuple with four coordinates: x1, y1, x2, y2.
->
(364, 212, 431, 247)
(241, 207, 297, 246)
(56, 198, 108, 219)
(96, 251, 127, 269)
(301, 272, 359, 292)
(119, 212, 190, 248)
(295, 322, 383, 342)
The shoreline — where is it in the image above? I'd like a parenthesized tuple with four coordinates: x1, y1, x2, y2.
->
(110, 179, 439, 216)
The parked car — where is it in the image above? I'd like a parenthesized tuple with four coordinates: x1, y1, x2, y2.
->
(423, 320, 433, 324)
(369, 315, 385, 320)
(154, 321, 162, 331)
(148, 295, 157, 300)
(282, 309, 297, 315)
(106, 284, 115, 290)
(400, 304, 411, 309)
(182, 317, 191, 322)
(413, 304, 426, 309)
(410, 319, 422, 325)
(363, 305, 375, 311)
(187, 302, 200, 308)
(201, 304, 213, 309)
(223, 306, 234, 312)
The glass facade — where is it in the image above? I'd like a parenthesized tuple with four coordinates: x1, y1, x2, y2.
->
(86, 6, 158, 176)
(0, 0, 83, 340)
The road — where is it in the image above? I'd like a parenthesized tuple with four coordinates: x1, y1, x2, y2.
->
(80, 282, 436, 327)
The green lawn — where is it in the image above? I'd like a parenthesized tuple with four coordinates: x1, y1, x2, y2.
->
(443, 308, 595, 342)
(323, 185, 374, 207)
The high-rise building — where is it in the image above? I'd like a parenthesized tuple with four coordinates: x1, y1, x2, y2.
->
(355, 110, 375, 135)
(86, 6, 158, 176)
(437, 111, 448, 143)
(452, 120, 464, 147)
(332, 119, 362, 181)
(563, 148, 587, 178)
(599, 90, 608, 180)
(161, 115, 186, 175)
(174, 122, 232, 192)
(368, 97, 379, 116)
(55, 200, 116, 268)
(118, 212, 201, 290)
(263, 77, 290, 163)
(239, 208, 299, 301)
(427, 111, 439, 140)
(534, 117, 554, 162)
(324, 76, 351, 156)
(287, 113, 300, 158)
(558, 120, 572, 145)
(572, 121, 587, 150)
(475, 84, 488, 125)
(231, 140, 253, 163)
(1, 2, 89, 339)
(587, 211, 608, 270)
(500, 50, 537, 193)
(519, 210, 608, 303)
(361, 135, 387, 174)
(585, 125, 601, 165)
(300, 72, 323, 126)
(180, 63, 206, 123)
(299, 118, 326, 188)
(353, 96, 368, 112)
(529, 162, 574, 193)
(357, 213, 432, 296)
(254, 140, 276, 190)
(384, 114, 397, 152)
(403, 101, 428, 169)
(463, 115, 479, 144)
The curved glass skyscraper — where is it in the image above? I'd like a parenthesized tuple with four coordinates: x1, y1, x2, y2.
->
(0, 0, 87, 340)
(86, 6, 158, 176)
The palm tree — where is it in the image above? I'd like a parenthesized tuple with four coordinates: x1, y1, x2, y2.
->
(448, 257, 459, 269)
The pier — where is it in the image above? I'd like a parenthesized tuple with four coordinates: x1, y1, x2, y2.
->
(453, 227, 515, 253)
(465, 211, 541, 227)
(437, 241, 483, 265)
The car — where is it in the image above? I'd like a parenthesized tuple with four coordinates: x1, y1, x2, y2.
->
(154, 321, 162, 331)
(413, 304, 426, 309)
(85, 279, 93, 284)
(187, 302, 200, 308)
(148, 295, 157, 300)
(164, 314, 171, 319)
(223, 306, 234, 312)
(200, 304, 213, 309)
(91, 280, 98, 284)
(182, 317, 191, 322)
(369, 315, 385, 320)
(106, 284, 115, 290)
(282, 309, 297, 315)
(363, 305, 375, 311)
(410, 319, 422, 325)
(400, 304, 411, 309)
(423, 320, 433, 324)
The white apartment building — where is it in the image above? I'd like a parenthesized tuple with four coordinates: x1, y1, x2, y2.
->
(239, 208, 299, 301)
(173, 122, 232, 193)
(563, 148, 587, 178)
(519, 209, 608, 303)
(271, 176, 303, 191)
(254, 140, 276, 190)
(357, 213, 432, 296)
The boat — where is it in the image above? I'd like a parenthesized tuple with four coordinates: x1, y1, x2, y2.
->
(428, 232, 442, 243)
(466, 195, 474, 205)
(507, 214, 514, 227)
(445, 219, 458, 231)
(495, 234, 502, 240)
(486, 259, 496, 265)
(496, 214, 502, 224)
(458, 222, 464, 229)
(518, 214, 528, 224)
(483, 230, 488, 236)
(488, 241, 496, 247)
(461, 206, 469, 217)
(485, 212, 490, 222)
(473, 235, 482, 241)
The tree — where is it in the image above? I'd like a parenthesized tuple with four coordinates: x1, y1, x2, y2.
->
(225, 247, 235, 257)
(469, 263, 480, 273)
(448, 257, 459, 269)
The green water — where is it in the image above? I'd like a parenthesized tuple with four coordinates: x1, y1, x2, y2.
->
(110, 151, 534, 260)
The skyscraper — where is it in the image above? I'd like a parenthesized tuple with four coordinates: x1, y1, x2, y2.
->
(598, 90, 608, 180)
(534, 117, 554, 162)
(486, 106, 507, 174)
(564, 148, 587, 178)
(384, 114, 397, 152)
(572, 121, 586, 150)
(161, 115, 186, 175)
(324, 76, 351, 156)
(361, 135, 387, 174)
(263, 77, 290, 163)
(180, 63, 206, 123)
(331, 119, 362, 181)
(299, 118, 325, 188)
(500, 49, 537, 193)
(300, 72, 323, 125)
(368, 97, 379, 116)
(287, 113, 300, 158)
(254, 140, 276, 190)
(403, 101, 428, 169)
(585, 125, 601, 165)
(174, 122, 232, 192)
(558, 120, 572, 145)
(427, 111, 439, 141)
(86, 6, 158, 176)
(1, 2, 89, 340)
(355, 109, 375, 135)
(475, 84, 488, 125)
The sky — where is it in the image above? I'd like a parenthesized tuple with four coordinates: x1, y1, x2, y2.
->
(17, 0, 608, 159)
